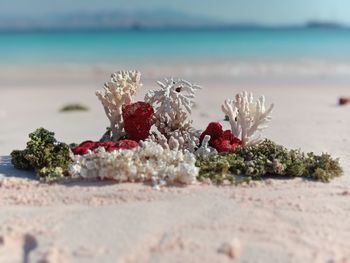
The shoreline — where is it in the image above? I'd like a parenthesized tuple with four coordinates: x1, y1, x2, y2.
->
(2, 60, 350, 89)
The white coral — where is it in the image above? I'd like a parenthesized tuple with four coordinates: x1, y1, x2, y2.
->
(96, 70, 142, 141)
(145, 77, 200, 132)
(69, 141, 198, 186)
(222, 91, 274, 146)
(146, 131, 180, 151)
(167, 128, 200, 153)
(146, 129, 199, 153)
(195, 135, 218, 157)
(145, 77, 201, 152)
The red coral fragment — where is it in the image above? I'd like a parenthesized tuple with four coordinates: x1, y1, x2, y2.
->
(339, 97, 350, 106)
(114, 140, 139, 150)
(122, 101, 154, 142)
(72, 140, 139, 155)
(72, 140, 98, 155)
(98, 141, 120, 152)
(199, 122, 223, 142)
(200, 122, 242, 153)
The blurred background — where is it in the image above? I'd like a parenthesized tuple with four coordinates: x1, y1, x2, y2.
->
(1, 0, 350, 153)
(1, 0, 350, 78)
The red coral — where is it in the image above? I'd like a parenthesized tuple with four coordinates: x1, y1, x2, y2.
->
(72, 140, 98, 155)
(200, 122, 242, 153)
(122, 102, 154, 142)
(211, 130, 242, 153)
(114, 140, 139, 150)
(73, 140, 139, 155)
(98, 141, 120, 152)
(199, 122, 223, 142)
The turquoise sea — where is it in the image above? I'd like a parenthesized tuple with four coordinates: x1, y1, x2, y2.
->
(1, 28, 350, 64)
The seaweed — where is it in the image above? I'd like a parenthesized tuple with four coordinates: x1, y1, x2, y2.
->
(60, 103, 89, 112)
(11, 128, 72, 181)
(196, 139, 343, 184)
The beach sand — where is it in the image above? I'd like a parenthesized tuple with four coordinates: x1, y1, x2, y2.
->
(0, 65, 350, 262)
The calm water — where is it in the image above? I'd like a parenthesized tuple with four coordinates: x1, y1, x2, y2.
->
(1, 28, 350, 64)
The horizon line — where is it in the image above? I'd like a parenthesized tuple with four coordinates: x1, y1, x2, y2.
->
(0, 22, 348, 34)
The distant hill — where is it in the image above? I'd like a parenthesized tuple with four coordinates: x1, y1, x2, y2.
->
(306, 21, 343, 29)
(0, 9, 223, 31)
(0, 11, 347, 32)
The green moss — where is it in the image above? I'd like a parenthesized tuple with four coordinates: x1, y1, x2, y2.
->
(196, 139, 343, 184)
(60, 103, 89, 112)
(11, 128, 72, 180)
(11, 149, 32, 170)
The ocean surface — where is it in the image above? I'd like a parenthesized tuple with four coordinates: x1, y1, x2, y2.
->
(1, 28, 350, 65)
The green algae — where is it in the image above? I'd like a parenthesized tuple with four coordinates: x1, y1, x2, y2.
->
(60, 103, 89, 112)
(11, 128, 72, 181)
(196, 139, 343, 184)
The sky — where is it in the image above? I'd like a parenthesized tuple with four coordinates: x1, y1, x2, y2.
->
(1, 0, 350, 25)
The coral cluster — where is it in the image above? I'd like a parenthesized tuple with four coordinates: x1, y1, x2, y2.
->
(96, 70, 142, 141)
(10, 70, 343, 187)
(96, 72, 201, 152)
(69, 141, 198, 186)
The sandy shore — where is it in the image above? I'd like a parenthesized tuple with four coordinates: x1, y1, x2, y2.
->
(0, 65, 350, 262)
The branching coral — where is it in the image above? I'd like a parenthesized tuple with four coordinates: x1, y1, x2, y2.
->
(146, 131, 182, 151)
(69, 141, 198, 186)
(195, 135, 218, 158)
(166, 128, 201, 153)
(222, 92, 274, 146)
(145, 78, 201, 131)
(146, 132, 171, 150)
(96, 70, 142, 141)
(145, 77, 201, 152)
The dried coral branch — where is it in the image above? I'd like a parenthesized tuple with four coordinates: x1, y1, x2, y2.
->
(145, 77, 201, 152)
(145, 77, 201, 133)
(96, 70, 142, 141)
(69, 141, 198, 186)
(145, 131, 184, 152)
(222, 92, 274, 146)
(167, 128, 201, 153)
(146, 132, 171, 150)
(146, 128, 200, 154)
(195, 135, 218, 157)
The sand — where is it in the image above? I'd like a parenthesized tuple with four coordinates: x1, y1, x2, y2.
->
(0, 65, 350, 263)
